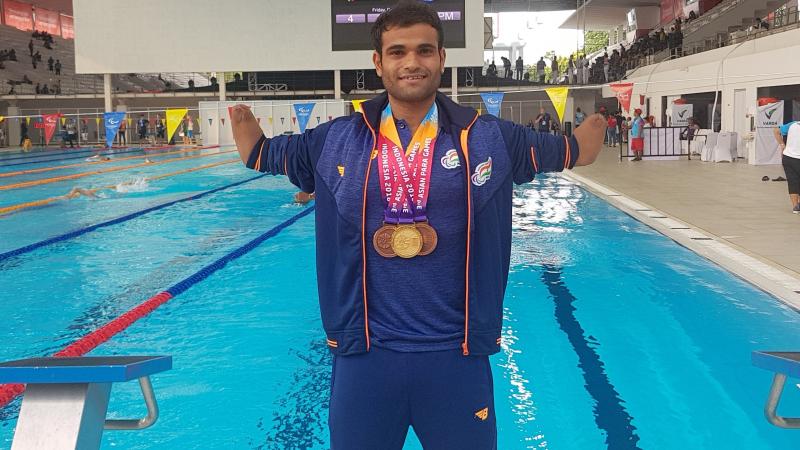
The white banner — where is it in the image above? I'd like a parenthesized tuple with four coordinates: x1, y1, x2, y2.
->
(754, 101, 784, 165)
(671, 104, 693, 127)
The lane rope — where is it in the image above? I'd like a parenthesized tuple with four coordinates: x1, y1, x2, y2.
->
(0, 206, 315, 409)
(0, 145, 218, 169)
(0, 145, 175, 164)
(0, 174, 266, 262)
(0, 146, 219, 178)
(0, 150, 236, 191)
(0, 158, 241, 216)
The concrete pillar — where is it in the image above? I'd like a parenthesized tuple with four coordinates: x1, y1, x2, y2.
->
(7, 106, 20, 147)
(218, 72, 226, 101)
(450, 67, 458, 103)
(103, 74, 113, 112)
(334, 69, 342, 100)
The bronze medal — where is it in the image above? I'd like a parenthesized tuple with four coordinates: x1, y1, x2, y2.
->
(391, 224, 423, 259)
(416, 222, 438, 256)
(373, 224, 397, 258)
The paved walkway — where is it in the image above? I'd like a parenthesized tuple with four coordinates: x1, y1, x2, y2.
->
(572, 146, 799, 277)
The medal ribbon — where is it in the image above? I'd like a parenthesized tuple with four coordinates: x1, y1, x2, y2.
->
(376, 103, 438, 224)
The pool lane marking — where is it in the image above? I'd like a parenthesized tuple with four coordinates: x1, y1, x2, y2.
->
(0, 146, 220, 178)
(0, 158, 242, 216)
(0, 173, 266, 260)
(541, 264, 642, 450)
(0, 149, 236, 191)
(0, 145, 182, 166)
(0, 205, 315, 408)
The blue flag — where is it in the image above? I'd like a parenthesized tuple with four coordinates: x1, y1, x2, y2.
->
(104, 112, 126, 147)
(480, 92, 504, 118)
(293, 103, 315, 133)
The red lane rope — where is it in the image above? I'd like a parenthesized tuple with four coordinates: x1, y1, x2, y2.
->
(0, 291, 173, 408)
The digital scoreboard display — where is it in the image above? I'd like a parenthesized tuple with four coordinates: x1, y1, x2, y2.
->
(331, 0, 466, 51)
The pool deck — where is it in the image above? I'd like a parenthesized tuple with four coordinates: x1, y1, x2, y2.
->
(570, 146, 800, 308)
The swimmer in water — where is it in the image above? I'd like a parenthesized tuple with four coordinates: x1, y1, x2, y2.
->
(62, 187, 98, 199)
(85, 154, 111, 162)
(294, 191, 315, 204)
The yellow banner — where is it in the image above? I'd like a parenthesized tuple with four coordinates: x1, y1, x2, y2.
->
(26, 117, 31, 125)
(0, 116, 4, 124)
(545, 87, 570, 123)
(166, 108, 188, 142)
(60, 117, 66, 126)
(127, 118, 133, 127)
(352, 99, 365, 114)
(95, 117, 101, 126)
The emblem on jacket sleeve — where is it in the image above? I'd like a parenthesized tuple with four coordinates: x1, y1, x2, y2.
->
(471, 157, 492, 186)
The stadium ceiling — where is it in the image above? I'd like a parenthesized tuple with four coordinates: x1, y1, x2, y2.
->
(559, 0, 662, 30)
(483, 0, 582, 13)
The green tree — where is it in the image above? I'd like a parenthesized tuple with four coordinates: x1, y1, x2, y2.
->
(583, 31, 609, 55)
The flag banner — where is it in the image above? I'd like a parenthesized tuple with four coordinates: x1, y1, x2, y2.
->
(166, 108, 188, 141)
(280, 117, 285, 125)
(42, 113, 61, 145)
(60, 117, 66, 126)
(269, 117, 273, 124)
(221, 118, 225, 126)
(352, 99, 365, 114)
(26, 117, 31, 125)
(294, 103, 315, 132)
(316, 116, 321, 124)
(103, 112, 126, 147)
(0, 116, 4, 124)
(480, 92, 504, 117)
(209, 118, 213, 126)
(610, 83, 634, 112)
(95, 117, 101, 126)
(545, 87, 570, 123)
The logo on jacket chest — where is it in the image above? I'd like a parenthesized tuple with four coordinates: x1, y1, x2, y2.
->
(441, 149, 460, 169)
(471, 157, 492, 186)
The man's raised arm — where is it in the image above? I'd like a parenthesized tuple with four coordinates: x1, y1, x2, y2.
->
(230, 104, 265, 164)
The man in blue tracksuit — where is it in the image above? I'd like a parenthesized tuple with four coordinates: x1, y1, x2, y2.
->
(231, 2, 605, 448)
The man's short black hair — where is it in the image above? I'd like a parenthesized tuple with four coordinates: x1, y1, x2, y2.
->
(371, 1, 444, 54)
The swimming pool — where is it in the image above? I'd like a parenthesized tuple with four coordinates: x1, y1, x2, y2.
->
(1, 146, 799, 449)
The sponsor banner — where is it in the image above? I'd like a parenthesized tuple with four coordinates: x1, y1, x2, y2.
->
(33, 7, 61, 35)
(60, 14, 74, 39)
(480, 92, 504, 118)
(671, 104, 693, 127)
(755, 100, 784, 165)
(4, 0, 33, 31)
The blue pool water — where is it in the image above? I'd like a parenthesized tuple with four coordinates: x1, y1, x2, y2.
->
(1, 146, 800, 449)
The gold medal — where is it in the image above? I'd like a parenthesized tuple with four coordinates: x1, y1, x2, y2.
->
(391, 224, 423, 259)
(373, 224, 397, 258)
(416, 222, 438, 256)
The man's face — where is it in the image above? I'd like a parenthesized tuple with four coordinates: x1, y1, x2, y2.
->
(373, 23, 445, 104)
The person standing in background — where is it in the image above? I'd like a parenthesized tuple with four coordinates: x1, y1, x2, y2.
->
(773, 120, 800, 213)
(630, 108, 645, 161)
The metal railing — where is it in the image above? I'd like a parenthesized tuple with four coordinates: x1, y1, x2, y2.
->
(621, 126, 694, 160)
(624, 5, 800, 76)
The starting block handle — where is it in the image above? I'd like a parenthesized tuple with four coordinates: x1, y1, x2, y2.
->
(765, 373, 800, 429)
(104, 376, 159, 430)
